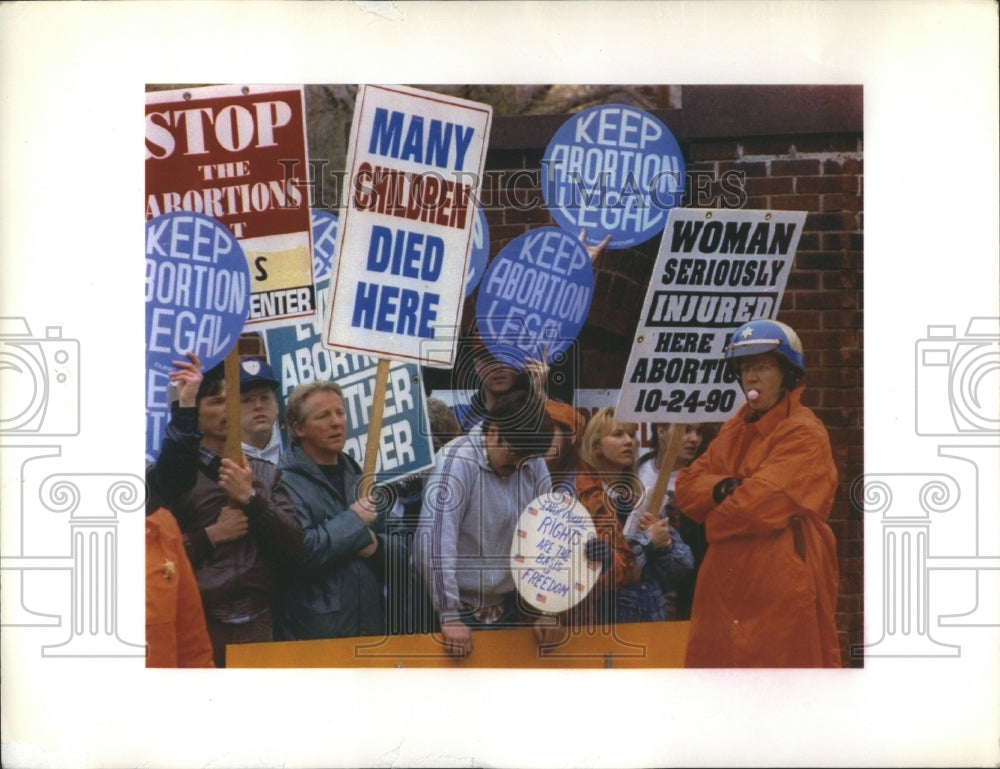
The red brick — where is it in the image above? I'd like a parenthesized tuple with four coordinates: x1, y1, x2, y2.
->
(822, 193, 861, 212)
(770, 158, 822, 176)
(824, 157, 862, 175)
(822, 271, 860, 290)
(503, 203, 554, 225)
(740, 137, 797, 156)
(768, 194, 821, 212)
(778, 309, 822, 330)
(797, 174, 858, 194)
(806, 211, 855, 231)
(793, 135, 860, 154)
(743, 176, 795, 196)
(718, 160, 768, 177)
(688, 141, 741, 162)
(787, 272, 820, 290)
(796, 232, 821, 251)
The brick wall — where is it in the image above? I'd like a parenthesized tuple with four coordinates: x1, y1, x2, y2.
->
(467, 86, 865, 666)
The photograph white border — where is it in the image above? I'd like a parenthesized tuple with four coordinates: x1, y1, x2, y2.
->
(2, 2, 998, 767)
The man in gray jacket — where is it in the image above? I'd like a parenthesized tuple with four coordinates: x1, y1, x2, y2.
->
(415, 386, 554, 659)
(276, 380, 384, 640)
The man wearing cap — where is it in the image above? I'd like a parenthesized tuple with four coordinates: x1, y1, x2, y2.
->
(674, 319, 840, 668)
(238, 356, 284, 465)
(414, 387, 555, 659)
(164, 361, 304, 667)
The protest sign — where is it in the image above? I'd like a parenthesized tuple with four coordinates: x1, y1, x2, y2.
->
(511, 492, 601, 614)
(475, 227, 594, 368)
(464, 205, 490, 298)
(541, 104, 684, 249)
(615, 208, 806, 424)
(144, 211, 250, 460)
(323, 84, 492, 367)
(145, 84, 314, 326)
(264, 210, 434, 483)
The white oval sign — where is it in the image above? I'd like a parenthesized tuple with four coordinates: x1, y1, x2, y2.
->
(510, 491, 602, 614)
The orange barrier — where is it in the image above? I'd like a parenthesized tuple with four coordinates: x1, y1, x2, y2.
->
(228, 621, 689, 668)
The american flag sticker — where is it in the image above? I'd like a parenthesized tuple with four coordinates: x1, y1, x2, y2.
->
(517, 529, 527, 538)
(528, 507, 538, 516)
(574, 582, 586, 592)
(536, 593, 547, 604)
(513, 553, 525, 563)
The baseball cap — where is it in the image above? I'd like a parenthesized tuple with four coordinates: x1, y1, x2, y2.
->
(239, 357, 279, 392)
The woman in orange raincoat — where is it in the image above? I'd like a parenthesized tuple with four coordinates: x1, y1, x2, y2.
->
(674, 319, 841, 668)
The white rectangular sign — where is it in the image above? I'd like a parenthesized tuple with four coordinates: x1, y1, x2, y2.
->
(616, 208, 806, 423)
(324, 84, 492, 367)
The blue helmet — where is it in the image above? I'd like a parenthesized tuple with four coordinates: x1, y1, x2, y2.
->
(724, 319, 805, 374)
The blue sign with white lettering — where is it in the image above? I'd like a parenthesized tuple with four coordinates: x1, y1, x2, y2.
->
(540, 104, 685, 249)
(475, 227, 593, 368)
(144, 211, 250, 461)
(310, 209, 339, 283)
(465, 206, 490, 297)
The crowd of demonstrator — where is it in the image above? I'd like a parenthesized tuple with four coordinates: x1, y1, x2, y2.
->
(146, 319, 841, 669)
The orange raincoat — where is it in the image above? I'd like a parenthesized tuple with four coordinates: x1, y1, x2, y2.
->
(674, 385, 841, 667)
(146, 508, 214, 668)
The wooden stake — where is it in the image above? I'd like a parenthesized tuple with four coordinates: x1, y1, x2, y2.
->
(224, 348, 245, 464)
(360, 358, 391, 499)
(644, 423, 687, 520)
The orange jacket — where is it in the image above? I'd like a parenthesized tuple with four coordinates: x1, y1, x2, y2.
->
(555, 463, 637, 626)
(146, 508, 214, 668)
(674, 386, 840, 668)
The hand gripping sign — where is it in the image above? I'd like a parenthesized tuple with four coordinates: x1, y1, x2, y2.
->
(541, 104, 685, 249)
(511, 491, 602, 614)
(263, 209, 435, 484)
(475, 227, 594, 369)
(145, 211, 250, 461)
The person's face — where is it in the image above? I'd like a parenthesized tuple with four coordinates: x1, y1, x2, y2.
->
(598, 421, 637, 470)
(473, 353, 519, 397)
(544, 424, 576, 472)
(197, 384, 228, 443)
(240, 385, 279, 447)
(657, 423, 704, 464)
(738, 352, 785, 413)
(292, 389, 347, 464)
(484, 424, 529, 478)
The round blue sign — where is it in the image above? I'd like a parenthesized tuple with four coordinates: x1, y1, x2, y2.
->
(465, 205, 490, 297)
(310, 208, 339, 283)
(475, 227, 593, 368)
(145, 211, 250, 376)
(540, 103, 685, 249)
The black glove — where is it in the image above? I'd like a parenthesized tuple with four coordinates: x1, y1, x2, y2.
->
(585, 536, 613, 569)
(713, 477, 742, 504)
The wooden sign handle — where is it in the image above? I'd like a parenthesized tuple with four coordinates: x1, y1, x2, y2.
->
(360, 358, 391, 500)
(643, 423, 686, 523)
(224, 348, 245, 465)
